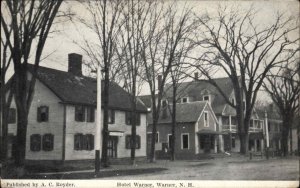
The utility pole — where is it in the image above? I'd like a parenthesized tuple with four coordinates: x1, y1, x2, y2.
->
(95, 67, 102, 174)
(265, 111, 270, 159)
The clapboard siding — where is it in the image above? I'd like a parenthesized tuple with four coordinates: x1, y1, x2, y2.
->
(25, 73, 64, 160)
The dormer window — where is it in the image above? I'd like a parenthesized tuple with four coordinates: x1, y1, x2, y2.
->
(203, 95, 210, 102)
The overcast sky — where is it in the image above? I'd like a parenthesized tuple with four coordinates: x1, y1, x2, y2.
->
(4, 0, 300, 100)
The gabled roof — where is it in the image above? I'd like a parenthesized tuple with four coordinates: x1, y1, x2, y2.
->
(26, 65, 147, 112)
(149, 101, 208, 124)
(163, 77, 235, 115)
(138, 94, 153, 108)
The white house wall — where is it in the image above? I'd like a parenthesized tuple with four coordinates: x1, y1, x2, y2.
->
(64, 105, 96, 160)
(25, 74, 64, 160)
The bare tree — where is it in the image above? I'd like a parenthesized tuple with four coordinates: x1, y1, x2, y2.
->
(192, 6, 299, 154)
(263, 62, 300, 156)
(140, 2, 196, 162)
(80, 0, 125, 167)
(167, 37, 197, 161)
(0, 26, 14, 162)
(1, 0, 64, 175)
(115, 0, 152, 164)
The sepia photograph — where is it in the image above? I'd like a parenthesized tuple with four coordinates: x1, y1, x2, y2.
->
(0, 0, 299, 187)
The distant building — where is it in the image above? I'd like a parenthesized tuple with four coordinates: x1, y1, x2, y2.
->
(140, 74, 264, 158)
(7, 53, 148, 165)
(147, 101, 219, 159)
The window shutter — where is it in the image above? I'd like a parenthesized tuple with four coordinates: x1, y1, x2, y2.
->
(136, 113, 141, 126)
(111, 110, 115, 124)
(45, 106, 49, 121)
(37, 107, 41, 122)
(136, 135, 141, 149)
(125, 135, 131, 149)
(86, 134, 94, 150)
(74, 134, 82, 150)
(30, 134, 41, 151)
(43, 134, 54, 151)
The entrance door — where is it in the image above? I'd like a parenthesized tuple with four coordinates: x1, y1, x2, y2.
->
(107, 136, 118, 158)
(200, 135, 211, 153)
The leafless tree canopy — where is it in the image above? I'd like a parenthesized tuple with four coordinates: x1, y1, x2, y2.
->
(190, 5, 299, 153)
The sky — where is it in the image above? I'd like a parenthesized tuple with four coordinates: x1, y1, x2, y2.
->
(3, 0, 300, 100)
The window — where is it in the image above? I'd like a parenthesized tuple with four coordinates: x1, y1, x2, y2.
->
(181, 134, 189, 149)
(250, 120, 254, 127)
(155, 132, 159, 143)
(243, 101, 246, 112)
(268, 122, 271, 132)
(125, 112, 131, 125)
(231, 116, 237, 125)
(182, 97, 188, 103)
(125, 112, 140, 126)
(108, 110, 115, 124)
(30, 134, 41, 151)
(222, 116, 229, 125)
(37, 106, 49, 122)
(74, 134, 94, 150)
(84, 134, 94, 150)
(203, 95, 210, 102)
(86, 107, 95, 122)
(74, 134, 83, 150)
(204, 111, 209, 127)
(231, 137, 235, 148)
(125, 135, 141, 149)
(231, 98, 235, 105)
(42, 134, 54, 151)
(75, 106, 85, 122)
(168, 134, 173, 149)
(8, 108, 16, 124)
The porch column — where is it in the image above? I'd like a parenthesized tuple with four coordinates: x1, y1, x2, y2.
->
(214, 136, 217, 153)
(219, 135, 224, 152)
(229, 115, 232, 132)
(254, 139, 257, 152)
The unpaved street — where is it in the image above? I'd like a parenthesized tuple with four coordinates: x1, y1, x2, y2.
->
(102, 157, 299, 180)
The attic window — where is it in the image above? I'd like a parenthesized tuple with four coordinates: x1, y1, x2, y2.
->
(203, 95, 210, 102)
(37, 106, 49, 122)
(181, 97, 188, 103)
(204, 111, 209, 127)
(75, 106, 85, 122)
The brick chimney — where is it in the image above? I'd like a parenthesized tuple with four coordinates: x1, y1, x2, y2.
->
(194, 72, 199, 81)
(68, 53, 82, 75)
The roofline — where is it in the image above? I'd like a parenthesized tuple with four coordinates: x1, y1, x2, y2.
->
(59, 101, 148, 113)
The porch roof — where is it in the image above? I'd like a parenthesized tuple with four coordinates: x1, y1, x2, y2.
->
(197, 129, 222, 135)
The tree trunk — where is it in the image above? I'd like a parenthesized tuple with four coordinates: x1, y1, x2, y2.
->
(15, 108, 27, 167)
(130, 95, 137, 165)
(281, 122, 290, 157)
(149, 99, 158, 162)
(289, 127, 293, 155)
(170, 86, 177, 161)
(239, 133, 249, 154)
(0, 109, 9, 161)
